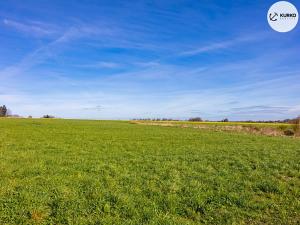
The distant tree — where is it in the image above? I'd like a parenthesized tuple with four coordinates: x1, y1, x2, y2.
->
(287, 116, 299, 124)
(42, 115, 55, 118)
(0, 105, 7, 117)
(293, 116, 300, 136)
(188, 117, 202, 122)
(221, 118, 229, 122)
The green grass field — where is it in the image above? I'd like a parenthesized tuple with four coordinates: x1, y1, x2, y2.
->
(0, 119, 299, 224)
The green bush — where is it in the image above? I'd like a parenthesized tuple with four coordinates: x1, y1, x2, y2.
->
(284, 128, 294, 136)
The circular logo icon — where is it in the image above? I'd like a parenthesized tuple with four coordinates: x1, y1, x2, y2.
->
(267, 1, 298, 32)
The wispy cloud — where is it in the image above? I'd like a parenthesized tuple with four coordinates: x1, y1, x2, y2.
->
(226, 105, 291, 115)
(3, 19, 59, 37)
(133, 61, 161, 68)
(0, 28, 75, 78)
(0, 22, 120, 78)
(82, 105, 103, 111)
(180, 34, 266, 56)
(78, 61, 121, 69)
(2, 75, 300, 120)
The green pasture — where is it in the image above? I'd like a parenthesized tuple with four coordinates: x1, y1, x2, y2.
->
(0, 119, 299, 224)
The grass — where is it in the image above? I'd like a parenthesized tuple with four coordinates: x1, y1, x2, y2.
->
(0, 118, 299, 224)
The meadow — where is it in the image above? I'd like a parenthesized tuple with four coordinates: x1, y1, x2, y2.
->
(0, 118, 299, 224)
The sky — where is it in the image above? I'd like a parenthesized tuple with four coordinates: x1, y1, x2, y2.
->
(0, 0, 299, 120)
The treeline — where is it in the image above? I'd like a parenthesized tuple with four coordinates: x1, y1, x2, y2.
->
(282, 117, 300, 124)
(132, 117, 228, 122)
(0, 105, 11, 117)
(132, 118, 180, 121)
(133, 117, 300, 124)
(234, 118, 300, 124)
(0, 105, 56, 118)
(133, 117, 211, 122)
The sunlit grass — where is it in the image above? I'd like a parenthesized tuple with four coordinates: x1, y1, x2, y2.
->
(0, 119, 299, 224)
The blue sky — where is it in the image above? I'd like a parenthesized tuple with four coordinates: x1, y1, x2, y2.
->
(0, 0, 299, 120)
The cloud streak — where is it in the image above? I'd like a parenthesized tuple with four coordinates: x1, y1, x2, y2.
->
(3, 19, 59, 37)
(77, 61, 121, 69)
(225, 105, 292, 115)
(0, 22, 120, 78)
(180, 34, 267, 56)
